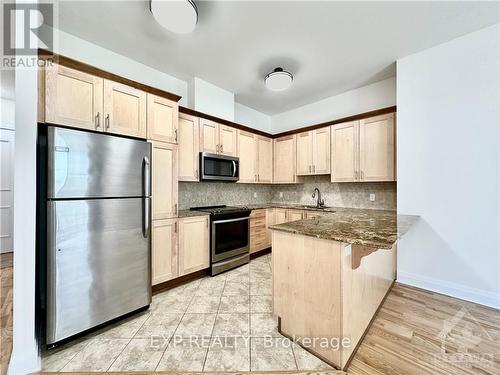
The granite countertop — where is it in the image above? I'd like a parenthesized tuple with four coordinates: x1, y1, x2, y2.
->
(269, 207, 417, 248)
(177, 209, 211, 218)
(243, 203, 339, 212)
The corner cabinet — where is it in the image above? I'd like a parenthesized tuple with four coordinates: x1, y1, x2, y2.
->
(178, 216, 209, 276)
(147, 94, 179, 144)
(200, 119, 237, 156)
(331, 113, 395, 183)
(152, 218, 178, 285)
(178, 113, 200, 181)
(151, 141, 178, 220)
(296, 127, 331, 175)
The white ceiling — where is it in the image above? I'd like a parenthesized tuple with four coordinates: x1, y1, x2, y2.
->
(56, 1, 500, 115)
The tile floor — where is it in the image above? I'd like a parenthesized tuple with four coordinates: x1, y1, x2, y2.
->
(41, 253, 333, 372)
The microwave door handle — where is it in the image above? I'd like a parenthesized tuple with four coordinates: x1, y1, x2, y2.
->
(232, 160, 237, 177)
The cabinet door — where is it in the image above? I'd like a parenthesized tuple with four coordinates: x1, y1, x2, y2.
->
(103, 80, 146, 138)
(312, 127, 331, 174)
(178, 113, 200, 182)
(219, 125, 237, 156)
(152, 218, 178, 285)
(265, 208, 275, 247)
(151, 141, 178, 220)
(178, 216, 209, 276)
(147, 94, 178, 143)
(257, 136, 273, 183)
(200, 119, 219, 153)
(237, 130, 257, 183)
(296, 131, 313, 175)
(250, 209, 267, 253)
(331, 121, 358, 183)
(359, 114, 395, 182)
(287, 209, 303, 222)
(274, 209, 288, 224)
(45, 63, 103, 131)
(274, 135, 297, 183)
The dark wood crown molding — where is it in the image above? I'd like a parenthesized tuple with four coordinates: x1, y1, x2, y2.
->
(272, 106, 397, 138)
(179, 106, 274, 138)
(38, 49, 182, 103)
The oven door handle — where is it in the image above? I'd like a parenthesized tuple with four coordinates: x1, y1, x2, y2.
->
(212, 216, 250, 225)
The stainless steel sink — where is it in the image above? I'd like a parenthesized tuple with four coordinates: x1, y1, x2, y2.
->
(300, 205, 330, 210)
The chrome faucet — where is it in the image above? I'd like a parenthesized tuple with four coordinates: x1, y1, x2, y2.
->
(312, 187, 325, 208)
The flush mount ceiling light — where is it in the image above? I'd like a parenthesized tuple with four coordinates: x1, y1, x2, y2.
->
(264, 67, 293, 91)
(150, 0, 198, 34)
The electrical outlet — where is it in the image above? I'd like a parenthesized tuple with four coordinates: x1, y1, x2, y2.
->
(253, 192, 257, 198)
(279, 192, 283, 198)
(369, 193, 375, 202)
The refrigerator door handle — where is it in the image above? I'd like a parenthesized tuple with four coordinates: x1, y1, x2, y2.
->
(143, 156, 150, 196)
(143, 197, 150, 238)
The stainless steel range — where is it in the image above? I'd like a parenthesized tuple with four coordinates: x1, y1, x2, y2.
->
(191, 205, 251, 275)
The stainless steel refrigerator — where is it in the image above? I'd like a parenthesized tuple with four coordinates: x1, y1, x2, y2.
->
(45, 126, 151, 345)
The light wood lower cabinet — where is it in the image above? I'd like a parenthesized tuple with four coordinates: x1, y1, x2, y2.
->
(147, 94, 178, 144)
(152, 218, 178, 285)
(250, 209, 268, 253)
(45, 63, 103, 131)
(178, 113, 200, 181)
(103, 80, 146, 138)
(178, 216, 209, 276)
(151, 141, 178, 220)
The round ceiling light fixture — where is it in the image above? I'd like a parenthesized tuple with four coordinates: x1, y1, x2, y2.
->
(264, 67, 293, 91)
(150, 0, 198, 34)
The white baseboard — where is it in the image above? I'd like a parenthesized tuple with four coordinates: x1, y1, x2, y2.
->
(397, 271, 500, 310)
(8, 348, 40, 375)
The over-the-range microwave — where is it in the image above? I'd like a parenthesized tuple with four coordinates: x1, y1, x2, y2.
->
(200, 152, 239, 182)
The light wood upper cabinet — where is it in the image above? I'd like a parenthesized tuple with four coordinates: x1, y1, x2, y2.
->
(200, 119, 219, 154)
(200, 120, 237, 156)
(151, 141, 178, 220)
(152, 218, 178, 285)
(257, 136, 273, 183)
(45, 63, 103, 131)
(312, 127, 331, 174)
(359, 114, 395, 182)
(219, 125, 237, 156)
(178, 113, 200, 182)
(147, 94, 178, 144)
(178, 216, 209, 276)
(103, 80, 146, 138)
(296, 131, 313, 175)
(237, 130, 258, 183)
(273, 135, 297, 184)
(331, 114, 395, 183)
(331, 121, 358, 182)
(297, 127, 330, 175)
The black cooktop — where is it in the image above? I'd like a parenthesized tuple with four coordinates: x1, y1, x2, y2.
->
(190, 205, 251, 217)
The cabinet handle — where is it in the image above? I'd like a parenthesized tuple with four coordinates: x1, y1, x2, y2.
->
(313, 165, 315, 174)
(354, 171, 358, 180)
(216, 144, 220, 153)
(220, 144, 223, 153)
(195, 169, 198, 179)
(95, 112, 100, 129)
(105, 114, 110, 130)
(174, 221, 178, 233)
(174, 129, 178, 143)
(174, 203, 178, 215)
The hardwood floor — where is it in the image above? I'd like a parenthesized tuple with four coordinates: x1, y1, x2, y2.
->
(347, 283, 500, 375)
(0, 252, 13, 375)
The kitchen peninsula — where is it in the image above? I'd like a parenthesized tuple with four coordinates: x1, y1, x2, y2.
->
(270, 208, 414, 371)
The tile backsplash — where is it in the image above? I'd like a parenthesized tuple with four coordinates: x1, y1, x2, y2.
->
(180, 176, 396, 210)
(271, 175, 396, 210)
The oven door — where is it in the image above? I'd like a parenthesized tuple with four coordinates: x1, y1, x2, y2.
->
(200, 152, 239, 182)
(211, 216, 249, 262)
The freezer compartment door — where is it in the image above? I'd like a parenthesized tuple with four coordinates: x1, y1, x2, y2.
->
(47, 126, 151, 199)
(46, 198, 151, 344)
